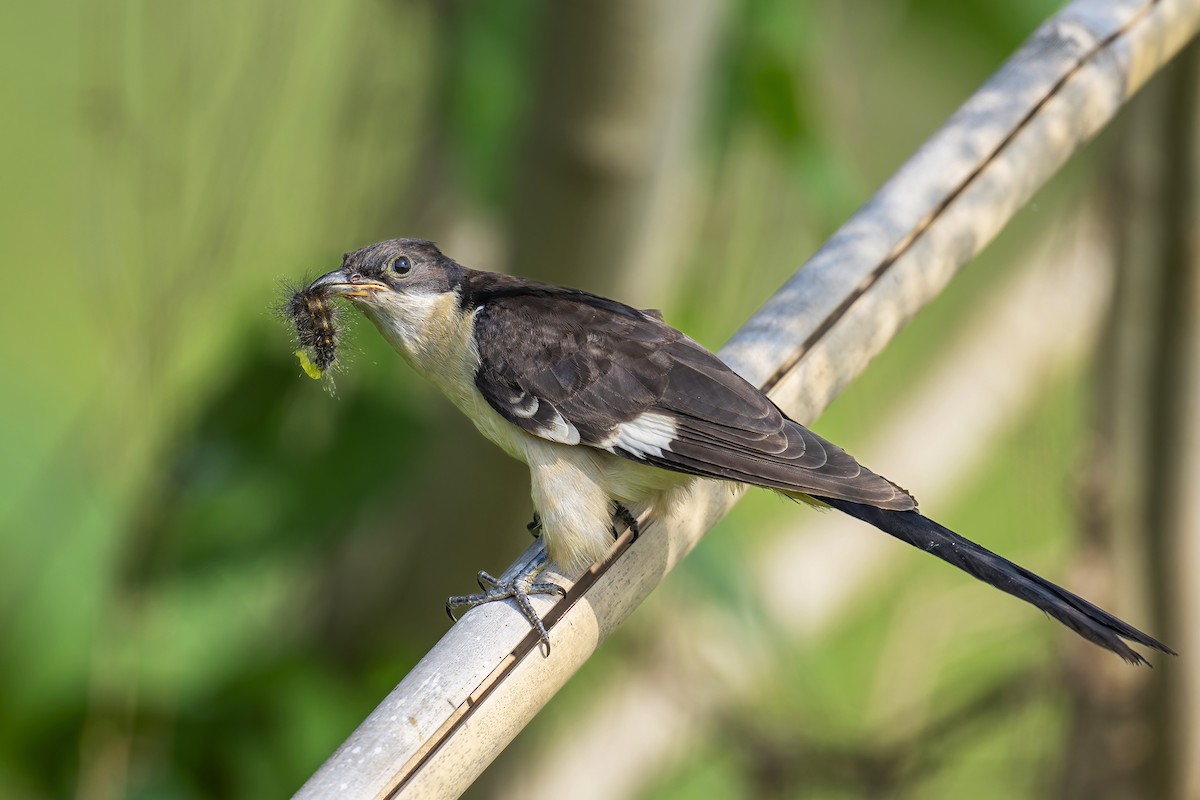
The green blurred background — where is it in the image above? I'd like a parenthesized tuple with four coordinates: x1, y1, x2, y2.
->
(1, 1, 1190, 798)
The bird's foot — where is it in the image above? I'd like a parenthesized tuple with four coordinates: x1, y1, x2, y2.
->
(613, 503, 640, 541)
(527, 511, 543, 537)
(446, 549, 565, 652)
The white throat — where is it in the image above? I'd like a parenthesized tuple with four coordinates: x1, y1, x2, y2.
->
(360, 289, 482, 408)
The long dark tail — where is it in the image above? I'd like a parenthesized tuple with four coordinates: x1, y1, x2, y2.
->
(818, 497, 1175, 665)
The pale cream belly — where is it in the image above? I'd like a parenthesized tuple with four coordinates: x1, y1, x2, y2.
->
(463, 396, 683, 570)
(524, 439, 683, 571)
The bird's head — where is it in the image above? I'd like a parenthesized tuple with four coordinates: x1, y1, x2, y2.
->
(307, 238, 474, 380)
(310, 238, 463, 306)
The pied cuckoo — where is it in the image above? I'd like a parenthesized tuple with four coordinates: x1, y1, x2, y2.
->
(302, 237, 1172, 665)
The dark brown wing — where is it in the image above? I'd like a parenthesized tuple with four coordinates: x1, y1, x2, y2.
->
(472, 290, 914, 510)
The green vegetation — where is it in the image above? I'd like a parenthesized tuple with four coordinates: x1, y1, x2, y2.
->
(0, 1, 1108, 797)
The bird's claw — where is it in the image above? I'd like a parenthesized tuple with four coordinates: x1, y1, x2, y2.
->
(446, 554, 565, 652)
(613, 503, 640, 541)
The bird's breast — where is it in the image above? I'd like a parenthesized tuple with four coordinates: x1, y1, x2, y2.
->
(362, 292, 536, 464)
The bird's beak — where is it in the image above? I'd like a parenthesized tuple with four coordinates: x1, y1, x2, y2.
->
(308, 268, 389, 299)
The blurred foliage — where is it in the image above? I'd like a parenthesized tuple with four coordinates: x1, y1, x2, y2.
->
(0, 0, 1115, 797)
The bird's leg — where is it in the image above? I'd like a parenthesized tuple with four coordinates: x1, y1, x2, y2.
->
(445, 545, 565, 651)
(527, 511, 543, 537)
(613, 503, 640, 541)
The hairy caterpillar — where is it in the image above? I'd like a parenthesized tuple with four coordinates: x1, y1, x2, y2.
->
(285, 283, 340, 379)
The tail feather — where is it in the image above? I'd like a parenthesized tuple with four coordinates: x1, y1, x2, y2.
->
(818, 497, 1175, 665)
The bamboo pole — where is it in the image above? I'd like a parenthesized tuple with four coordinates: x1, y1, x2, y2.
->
(499, 218, 1115, 800)
(294, 1, 1200, 797)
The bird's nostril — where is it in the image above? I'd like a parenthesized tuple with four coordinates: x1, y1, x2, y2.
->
(349, 272, 363, 283)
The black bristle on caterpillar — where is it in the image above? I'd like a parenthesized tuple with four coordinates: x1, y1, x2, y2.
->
(284, 281, 341, 379)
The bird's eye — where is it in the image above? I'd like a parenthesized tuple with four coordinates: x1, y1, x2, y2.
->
(390, 255, 412, 276)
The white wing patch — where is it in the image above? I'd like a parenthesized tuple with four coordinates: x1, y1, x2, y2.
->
(535, 410, 582, 445)
(509, 393, 541, 419)
(605, 411, 678, 459)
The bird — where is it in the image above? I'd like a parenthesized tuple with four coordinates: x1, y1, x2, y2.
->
(305, 237, 1174, 665)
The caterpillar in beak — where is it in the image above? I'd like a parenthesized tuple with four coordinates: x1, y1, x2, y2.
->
(285, 283, 340, 380)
